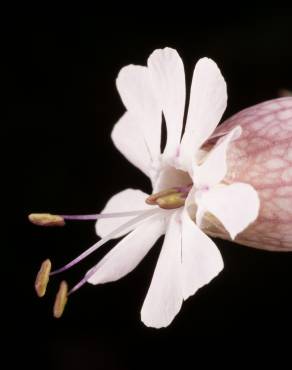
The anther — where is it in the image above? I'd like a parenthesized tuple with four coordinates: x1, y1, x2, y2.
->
(156, 193, 186, 209)
(28, 213, 65, 227)
(53, 281, 68, 319)
(146, 188, 177, 205)
(146, 188, 186, 209)
(35, 259, 52, 297)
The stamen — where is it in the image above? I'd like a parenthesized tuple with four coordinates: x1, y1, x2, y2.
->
(156, 194, 185, 209)
(146, 188, 177, 205)
(29, 213, 65, 227)
(67, 211, 163, 295)
(35, 259, 51, 297)
(146, 187, 188, 209)
(59, 210, 148, 220)
(53, 281, 68, 318)
(28, 210, 148, 225)
(68, 278, 87, 295)
(50, 208, 160, 276)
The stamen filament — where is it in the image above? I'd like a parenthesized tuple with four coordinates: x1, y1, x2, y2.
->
(59, 210, 149, 221)
(50, 208, 160, 276)
(67, 210, 163, 295)
(68, 279, 87, 295)
(29, 210, 149, 226)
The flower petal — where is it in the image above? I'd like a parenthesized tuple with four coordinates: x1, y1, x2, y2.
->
(96, 189, 152, 238)
(116, 65, 161, 161)
(181, 207, 224, 300)
(88, 214, 165, 285)
(196, 183, 260, 240)
(111, 112, 154, 178)
(180, 58, 227, 171)
(193, 126, 242, 187)
(147, 48, 186, 159)
(141, 211, 183, 328)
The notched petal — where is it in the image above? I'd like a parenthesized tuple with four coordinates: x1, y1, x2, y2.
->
(196, 183, 260, 240)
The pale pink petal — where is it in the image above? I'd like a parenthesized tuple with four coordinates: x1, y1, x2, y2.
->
(147, 48, 185, 158)
(141, 211, 183, 328)
(193, 126, 242, 187)
(116, 65, 161, 161)
(180, 58, 227, 171)
(96, 189, 152, 238)
(88, 214, 165, 285)
(181, 207, 224, 300)
(111, 112, 154, 178)
(196, 183, 260, 240)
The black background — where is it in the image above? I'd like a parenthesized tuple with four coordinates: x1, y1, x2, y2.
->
(5, 7, 292, 369)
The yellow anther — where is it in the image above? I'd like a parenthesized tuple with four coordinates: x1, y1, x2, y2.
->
(53, 281, 68, 319)
(146, 188, 186, 209)
(156, 193, 186, 209)
(28, 213, 65, 227)
(146, 188, 178, 205)
(35, 259, 51, 297)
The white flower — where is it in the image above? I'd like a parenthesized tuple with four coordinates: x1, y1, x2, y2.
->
(85, 48, 260, 328)
(31, 47, 260, 326)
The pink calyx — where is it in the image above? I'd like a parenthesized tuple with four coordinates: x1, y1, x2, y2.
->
(204, 97, 292, 251)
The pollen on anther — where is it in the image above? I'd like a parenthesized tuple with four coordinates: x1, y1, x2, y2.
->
(28, 213, 65, 227)
(53, 281, 68, 319)
(35, 259, 51, 297)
